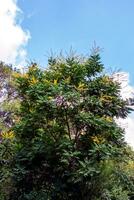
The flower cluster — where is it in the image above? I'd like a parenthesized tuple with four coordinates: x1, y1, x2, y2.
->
(91, 135, 105, 144)
(30, 76, 38, 85)
(0, 131, 14, 142)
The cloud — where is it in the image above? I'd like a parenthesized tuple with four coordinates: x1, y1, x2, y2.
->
(125, 115, 134, 148)
(112, 72, 134, 99)
(0, 0, 30, 66)
(113, 72, 134, 148)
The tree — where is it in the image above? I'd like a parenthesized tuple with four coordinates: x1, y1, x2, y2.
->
(9, 54, 133, 200)
(0, 62, 20, 200)
(0, 62, 20, 131)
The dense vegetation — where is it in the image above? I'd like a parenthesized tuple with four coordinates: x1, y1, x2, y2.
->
(0, 53, 134, 199)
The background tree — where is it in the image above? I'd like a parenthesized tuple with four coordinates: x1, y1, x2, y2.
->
(9, 54, 134, 200)
(0, 62, 20, 200)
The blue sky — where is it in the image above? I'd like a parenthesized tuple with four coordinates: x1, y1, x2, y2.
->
(18, 0, 134, 84)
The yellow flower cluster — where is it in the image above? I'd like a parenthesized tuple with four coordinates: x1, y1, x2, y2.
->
(54, 79, 58, 85)
(29, 77, 38, 85)
(2, 131, 14, 139)
(23, 74, 29, 79)
(77, 82, 87, 91)
(101, 116, 113, 122)
(126, 161, 134, 170)
(100, 95, 113, 103)
(13, 72, 29, 79)
(101, 76, 112, 84)
(43, 79, 50, 84)
(91, 135, 105, 144)
(12, 72, 20, 78)
(105, 116, 113, 122)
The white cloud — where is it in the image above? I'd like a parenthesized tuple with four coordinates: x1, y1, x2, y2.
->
(0, 0, 30, 66)
(113, 72, 134, 148)
(125, 115, 134, 148)
(112, 72, 134, 99)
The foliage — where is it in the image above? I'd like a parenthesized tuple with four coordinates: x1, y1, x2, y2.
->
(0, 54, 134, 199)
(0, 62, 18, 129)
(0, 62, 20, 199)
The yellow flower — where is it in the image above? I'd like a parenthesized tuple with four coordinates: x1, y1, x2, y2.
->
(91, 136, 100, 144)
(125, 161, 134, 170)
(101, 76, 112, 84)
(43, 79, 50, 84)
(100, 95, 113, 103)
(13, 72, 23, 78)
(48, 96, 53, 100)
(77, 83, 87, 91)
(54, 79, 58, 85)
(13, 72, 21, 78)
(30, 77, 38, 85)
(13, 72, 29, 79)
(23, 74, 29, 78)
(2, 131, 14, 139)
(101, 116, 113, 122)
(105, 116, 113, 122)
(91, 135, 105, 144)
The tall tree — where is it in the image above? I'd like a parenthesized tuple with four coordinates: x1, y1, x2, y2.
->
(9, 54, 133, 200)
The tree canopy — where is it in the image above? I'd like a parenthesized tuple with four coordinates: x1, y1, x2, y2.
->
(0, 53, 134, 200)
